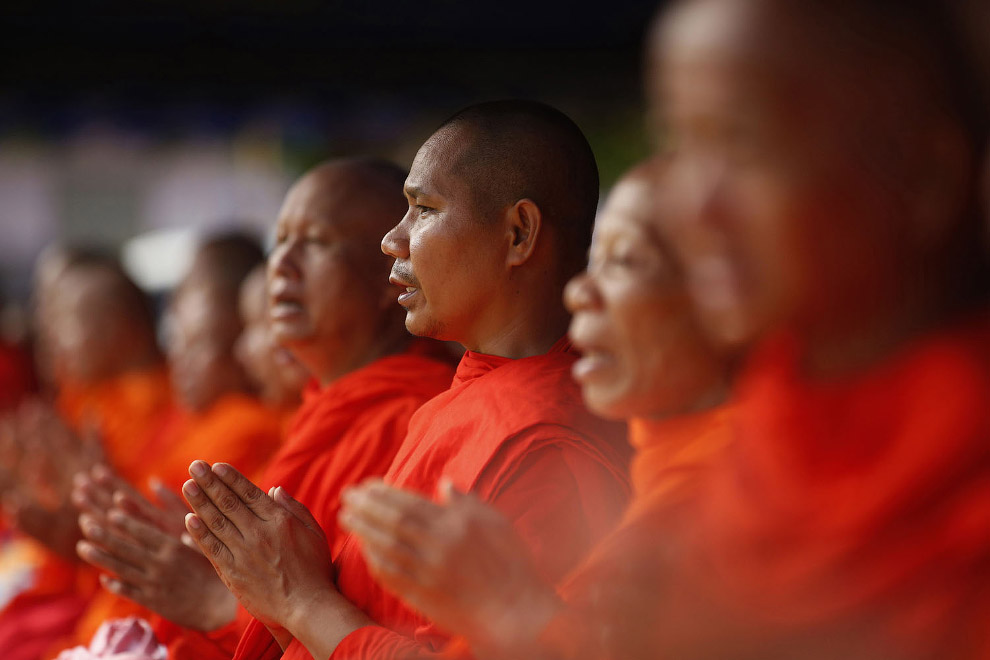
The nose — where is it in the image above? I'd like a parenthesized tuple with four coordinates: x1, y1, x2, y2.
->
(563, 270, 602, 314)
(381, 214, 410, 260)
(268, 239, 302, 282)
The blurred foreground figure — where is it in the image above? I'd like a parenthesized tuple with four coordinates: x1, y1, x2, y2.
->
(68, 234, 284, 651)
(0, 254, 173, 660)
(629, 0, 988, 658)
(137, 160, 456, 660)
(340, 159, 735, 658)
(181, 100, 631, 660)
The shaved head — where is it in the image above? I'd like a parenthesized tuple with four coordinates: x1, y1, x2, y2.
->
(432, 100, 600, 275)
(186, 231, 265, 299)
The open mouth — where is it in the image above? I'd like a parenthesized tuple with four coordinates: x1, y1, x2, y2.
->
(397, 286, 419, 305)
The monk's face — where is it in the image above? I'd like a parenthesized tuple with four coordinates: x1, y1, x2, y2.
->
(50, 268, 126, 384)
(166, 285, 245, 413)
(235, 270, 308, 406)
(382, 128, 505, 343)
(268, 170, 394, 378)
(652, 0, 946, 348)
(565, 171, 723, 419)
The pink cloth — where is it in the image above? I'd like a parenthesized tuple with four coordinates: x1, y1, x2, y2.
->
(55, 618, 166, 660)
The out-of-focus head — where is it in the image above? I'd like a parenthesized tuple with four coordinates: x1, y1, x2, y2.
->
(381, 100, 600, 348)
(268, 158, 410, 385)
(650, 0, 989, 355)
(166, 233, 263, 413)
(566, 158, 727, 420)
(235, 265, 309, 408)
(49, 255, 160, 386)
(31, 244, 104, 389)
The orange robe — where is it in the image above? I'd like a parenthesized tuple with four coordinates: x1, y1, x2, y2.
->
(159, 341, 455, 660)
(0, 365, 174, 660)
(66, 391, 285, 652)
(272, 337, 632, 660)
(552, 312, 990, 660)
(533, 408, 732, 660)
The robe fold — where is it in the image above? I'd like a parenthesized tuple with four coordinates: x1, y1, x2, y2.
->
(0, 365, 174, 660)
(65, 392, 285, 654)
(280, 337, 631, 660)
(169, 341, 455, 660)
(550, 312, 990, 660)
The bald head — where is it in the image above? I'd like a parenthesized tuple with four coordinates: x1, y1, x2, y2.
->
(51, 256, 160, 385)
(431, 100, 600, 274)
(186, 231, 265, 299)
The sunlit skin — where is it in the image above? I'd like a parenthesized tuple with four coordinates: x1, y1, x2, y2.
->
(337, 160, 732, 656)
(183, 111, 601, 657)
(235, 266, 308, 410)
(651, 0, 984, 376)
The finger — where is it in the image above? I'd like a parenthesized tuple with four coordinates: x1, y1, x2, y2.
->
(181, 476, 243, 544)
(150, 477, 191, 516)
(210, 463, 278, 520)
(180, 532, 203, 554)
(99, 573, 149, 607)
(341, 483, 437, 545)
(184, 512, 233, 568)
(106, 507, 169, 550)
(340, 506, 426, 577)
(79, 514, 150, 570)
(71, 473, 113, 518)
(273, 487, 324, 536)
(76, 539, 146, 585)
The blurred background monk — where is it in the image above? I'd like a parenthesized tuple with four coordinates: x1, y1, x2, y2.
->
(337, 158, 736, 659)
(63, 232, 285, 654)
(235, 264, 309, 417)
(70, 158, 456, 660)
(180, 100, 632, 660)
(0, 252, 173, 660)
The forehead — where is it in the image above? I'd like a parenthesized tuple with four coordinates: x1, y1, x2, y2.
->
(406, 127, 472, 198)
(277, 173, 350, 230)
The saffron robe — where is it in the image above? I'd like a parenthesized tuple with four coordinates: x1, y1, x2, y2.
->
(271, 337, 632, 660)
(555, 312, 990, 660)
(160, 342, 455, 660)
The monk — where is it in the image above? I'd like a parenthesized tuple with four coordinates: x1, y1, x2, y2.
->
(338, 159, 735, 658)
(73, 159, 457, 660)
(181, 100, 633, 660)
(67, 234, 284, 650)
(235, 264, 309, 416)
(0, 254, 173, 660)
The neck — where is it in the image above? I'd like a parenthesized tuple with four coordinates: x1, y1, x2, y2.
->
(315, 325, 410, 388)
(469, 305, 570, 359)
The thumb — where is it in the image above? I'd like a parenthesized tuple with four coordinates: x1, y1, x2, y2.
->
(273, 486, 324, 536)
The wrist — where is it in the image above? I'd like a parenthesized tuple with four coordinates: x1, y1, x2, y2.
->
(287, 586, 372, 659)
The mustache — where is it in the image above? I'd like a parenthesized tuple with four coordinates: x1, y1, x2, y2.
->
(390, 263, 420, 288)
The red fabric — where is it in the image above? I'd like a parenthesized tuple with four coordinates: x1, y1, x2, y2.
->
(534, 408, 733, 660)
(309, 337, 631, 660)
(211, 342, 453, 660)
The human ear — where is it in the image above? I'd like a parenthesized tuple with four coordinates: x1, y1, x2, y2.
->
(505, 199, 543, 268)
